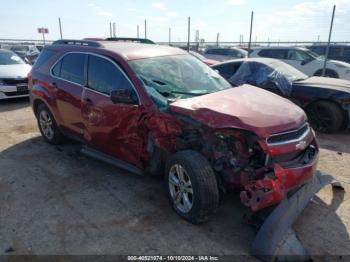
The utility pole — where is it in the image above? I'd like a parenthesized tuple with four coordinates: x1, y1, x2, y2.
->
(58, 18, 63, 39)
(322, 5, 336, 76)
(247, 11, 254, 57)
(109, 22, 112, 37)
(144, 20, 147, 38)
(216, 32, 220, 46)
(169, 28, 171, 45)
(137, 24, 139, 38)
(113, 22, 116, 37)
(187, 16, 191, 52)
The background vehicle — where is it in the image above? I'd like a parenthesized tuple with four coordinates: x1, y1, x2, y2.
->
(250, 46, 350, 80)
(203, 47, 247, 62)
(189, 51, 219, 66)
(9, 45, 40, 64)
(307, 44, 350, 64)
(29, 39, 318, 226)
(0, 49, 31, 99)
(212, 57, 350, 132)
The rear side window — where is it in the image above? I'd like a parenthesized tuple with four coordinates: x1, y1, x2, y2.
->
(33, 49, 56, 69)
(52, 53, 86, 85)
(343, 47, 350, 57)
(87, 55, 135, 96)
(213, 62, 240, 78)
(259, 49, 287, 59)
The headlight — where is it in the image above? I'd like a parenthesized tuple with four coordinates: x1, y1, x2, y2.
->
(334, 63, 347, 69)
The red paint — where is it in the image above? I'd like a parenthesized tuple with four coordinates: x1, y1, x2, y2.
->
(170, 85, 307, 138)
(30, 42, 319, 212)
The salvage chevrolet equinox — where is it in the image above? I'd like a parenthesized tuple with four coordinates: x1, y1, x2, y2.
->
(29, 39, 319, 224)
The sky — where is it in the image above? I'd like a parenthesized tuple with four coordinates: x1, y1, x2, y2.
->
(0, 0, 349, 43)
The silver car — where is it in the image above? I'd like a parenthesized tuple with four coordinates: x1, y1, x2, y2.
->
(0, 49, 32, 99)
(202, 47, 247, 62)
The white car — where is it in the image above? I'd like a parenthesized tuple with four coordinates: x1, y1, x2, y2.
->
(202, 47, 247, 62)
(250, 46, 350, 81)
(0, 49, 32, 99)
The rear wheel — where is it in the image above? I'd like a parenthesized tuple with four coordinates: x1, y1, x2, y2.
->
(36, 104, 64, 144)
(307, 101, 343, 133)
(165, 150, 219, 224)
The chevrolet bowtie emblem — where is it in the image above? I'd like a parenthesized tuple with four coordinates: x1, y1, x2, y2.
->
(296, 140, 307, 150)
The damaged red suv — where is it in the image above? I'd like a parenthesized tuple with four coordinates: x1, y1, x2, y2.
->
(29, 40, 318, 223)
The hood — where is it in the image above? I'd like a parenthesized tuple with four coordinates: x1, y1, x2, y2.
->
(294, 76, 350, 93)
(170, 85, 306, 138)
(0, 64, 32, 79)
(203, 59, 219, 66)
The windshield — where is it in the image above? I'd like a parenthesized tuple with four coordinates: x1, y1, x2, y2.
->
(129, 54, 231, 102)
(0, 50, 25, 65)
(189, 51, 206, 61)
(267, 60, 308, 81)
(301, 48, 320, 59)
(11, 46, 29, 52)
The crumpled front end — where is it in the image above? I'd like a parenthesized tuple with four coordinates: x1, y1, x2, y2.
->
(239, 123, 318, 211)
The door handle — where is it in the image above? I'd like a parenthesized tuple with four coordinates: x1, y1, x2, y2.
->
(83, 97, 93, 105)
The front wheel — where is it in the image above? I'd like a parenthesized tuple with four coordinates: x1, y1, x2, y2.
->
(165, 150, 219, 224)
(306, 101, 344, 133)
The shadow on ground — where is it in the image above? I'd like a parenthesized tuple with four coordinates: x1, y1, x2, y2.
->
(0, 98, 30, 113)
(0, 137, 348, 257)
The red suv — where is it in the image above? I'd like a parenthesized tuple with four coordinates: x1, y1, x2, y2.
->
(29, 39, 319, 224)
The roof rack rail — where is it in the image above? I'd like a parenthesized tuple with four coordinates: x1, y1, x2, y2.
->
(105, 37, 156, 44)
(52, 39, 102, 47)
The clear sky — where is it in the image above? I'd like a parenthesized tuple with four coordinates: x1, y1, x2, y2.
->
(0, 0, 349, 43)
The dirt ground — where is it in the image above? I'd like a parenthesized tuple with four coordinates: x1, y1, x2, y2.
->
(0, 98, 349, 258)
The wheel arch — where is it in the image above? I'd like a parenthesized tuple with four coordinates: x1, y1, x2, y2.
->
(313, 68, 339, 78)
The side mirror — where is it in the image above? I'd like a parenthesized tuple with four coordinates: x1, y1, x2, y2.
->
(110, 89, 138, 105)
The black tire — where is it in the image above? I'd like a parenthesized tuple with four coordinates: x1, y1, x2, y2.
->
(306, 101, 343, 133)
(314, 69, 339, 78)
(165, 150, 219, 224)
(36, 103, 65, 144)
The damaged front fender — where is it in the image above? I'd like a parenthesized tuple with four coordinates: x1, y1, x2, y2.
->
(251, 171, 343, 261)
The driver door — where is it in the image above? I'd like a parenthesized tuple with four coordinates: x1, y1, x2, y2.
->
(81, 54, 146, 167)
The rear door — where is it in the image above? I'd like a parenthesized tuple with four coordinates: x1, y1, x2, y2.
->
(51, 53, 87, 137)
(81, 54, 145, 167)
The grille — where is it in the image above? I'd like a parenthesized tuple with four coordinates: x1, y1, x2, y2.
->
(267, 124, 309, 145)
(2, 78, 28, 85)
(4, 90, 29, 96)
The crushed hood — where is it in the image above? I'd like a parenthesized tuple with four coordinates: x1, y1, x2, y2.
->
(294, 76, 350, 93)
(170, 85, 307, 138)
(0, 64, 32, 79)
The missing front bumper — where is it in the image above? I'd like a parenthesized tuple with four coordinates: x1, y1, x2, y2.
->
(251, 171, 343, 261)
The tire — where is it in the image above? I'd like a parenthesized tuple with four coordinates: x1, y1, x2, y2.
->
(165, 150, 219, 224)
(306, 101, 343, 133)
(314, 69, 339, 78)
(36, 103, 65, 144)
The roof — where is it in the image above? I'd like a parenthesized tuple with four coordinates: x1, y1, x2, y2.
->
(213, 57, 285, 66)
(51, 39, 186, 61)
(252, 46, 307, 50)
(100, 42, 186, 60)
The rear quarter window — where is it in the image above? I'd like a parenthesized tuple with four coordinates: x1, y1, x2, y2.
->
(33, 49, 57, 69)
(52, 53, 86, 85)
(258, 49, 287, 59)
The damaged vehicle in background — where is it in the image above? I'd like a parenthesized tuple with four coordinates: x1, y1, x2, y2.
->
(249, 46, 350, 80)
(189, 51, 219, 66)
(30, 39, 327, 258)
(9, 45, 40, 64)
(213, 58, 350, 133)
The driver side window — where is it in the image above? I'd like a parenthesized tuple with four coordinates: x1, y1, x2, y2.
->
(87, 55, 136, 97)
(287, 50, 311, 61)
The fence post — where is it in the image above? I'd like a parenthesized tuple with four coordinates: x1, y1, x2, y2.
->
(187, 16, 191, 51)
(247, 11, 254, 57)
(322, 5, 336, 76)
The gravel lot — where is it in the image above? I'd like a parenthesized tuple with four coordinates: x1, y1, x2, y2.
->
(0, 98, 349, 257)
